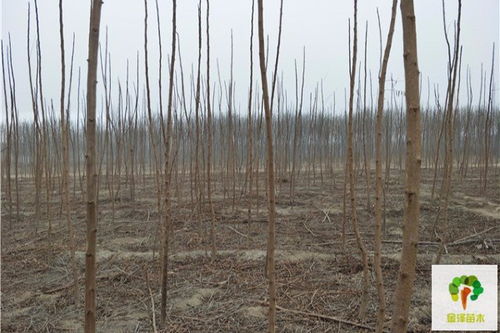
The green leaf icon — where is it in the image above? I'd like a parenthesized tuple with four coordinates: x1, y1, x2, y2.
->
(473, 286, 484, 295)
(449, 283, 459, 294)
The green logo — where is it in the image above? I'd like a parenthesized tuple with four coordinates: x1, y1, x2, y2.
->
(449, 275, 484, 310)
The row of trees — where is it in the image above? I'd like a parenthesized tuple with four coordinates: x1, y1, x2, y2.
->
(2, 92, 497, 215)
(2, 79, 496, 218)
(1, 0, 497, 332)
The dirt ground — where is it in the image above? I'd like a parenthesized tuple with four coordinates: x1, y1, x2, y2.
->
(1, 168, 499, 332)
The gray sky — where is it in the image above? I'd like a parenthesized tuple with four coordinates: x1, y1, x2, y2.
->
(2, 0, 499, 121)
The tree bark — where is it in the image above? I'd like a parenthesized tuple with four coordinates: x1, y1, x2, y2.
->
(390, 0, 422, 331)
(59, 0, 78, 305)
(206, 0, 217, 258)
(346, 0, 369, 319)
(84, 0, 103, 331)
(257, 0, 277, 331)
(374, 1, 398, 332)
(160, 0, 177, 327)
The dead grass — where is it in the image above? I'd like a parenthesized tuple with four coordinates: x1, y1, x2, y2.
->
(1, 168, 498, 332)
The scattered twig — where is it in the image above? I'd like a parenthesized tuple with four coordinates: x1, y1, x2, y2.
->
(383, 226, 497, 248)
(382, 240, 439, 246)
(450, 226, 496, 245)
(145, 269, 158, 333)
(43, 272, 121, 294)
(258, 301, 377, 331)
(320, 208, 333, 224)
(225, 225, 251, 239)
(302, 221, 317, 237)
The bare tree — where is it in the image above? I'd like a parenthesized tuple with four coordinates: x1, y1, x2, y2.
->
(144, 0, 163, 264)
(434, 0, 462, 264)
(6, 38, 20, 223)
(194, 0, 203, 246)
(482, 44, 495, 193)
(1, 41, 12, 228)
(84, 0, 104, 331)
(206, 0, 217, 257)
(290, 50, 305, 206)
(390, 0, 422, 331)
(374, 1, 398, 332)
(58, 0, 78, 305)
(362, 21, 371, 211)
(160, 0, 177, 327)
(257, 0, 277, 331)
(34, 0, 51, 237)
(346, 0, 369, 318)
(27, 3, 42, 234)
(245, 0, 255, 228)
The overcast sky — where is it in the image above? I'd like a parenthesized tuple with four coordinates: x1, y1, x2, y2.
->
(2, 0, 499, 120)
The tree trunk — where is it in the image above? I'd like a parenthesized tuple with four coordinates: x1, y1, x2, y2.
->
(206, 0, 217, 258)
(257, 0, 277, 331)
(84, 0, 103, 331)
(374, 2, 398, 332)
(59, 0, 78, 305)
(160, 0, 177, 327)
(390, 0, 422, 331)
(346, 0, 369, 319)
